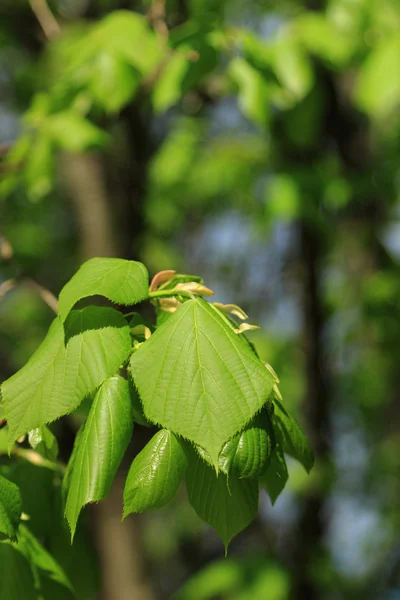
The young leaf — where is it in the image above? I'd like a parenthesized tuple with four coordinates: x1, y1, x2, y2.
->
(185, 447, 259, 549)
(2, 307, 131, 446)
(219, 413, 275, 479)
(45, 111, 109, 152)
(123, 429, 187, 517)
(129, 298, 275, 465)
(0, 544, 37, 600)
(0, 475, 22, 542)
(58, 257, 149, 322)
(28, 426, 59, 461)
(259, 442, 288, 505)
(13, 524, 73, 591)
(273, 397, 314, 473)
(64, 376, 133, 538)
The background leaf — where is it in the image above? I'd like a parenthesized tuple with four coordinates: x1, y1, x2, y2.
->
(2, 307, 131, 445)
(0, 475, 22, 542)
(58, 257, 149, 322)
(13, 524, 72, 591)
(123, 429, 187, 517)
(0, 544, 37, 600)
(185, 446, 259, 549)
(64, 376, 133, 538)
(130, 298, 275, 464)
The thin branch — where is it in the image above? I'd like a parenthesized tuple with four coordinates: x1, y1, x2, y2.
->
(148, 0, 169, 44)
(30, 0, 60, 40)
(0, 279, 17, 300)
(25, 278, 58, 314)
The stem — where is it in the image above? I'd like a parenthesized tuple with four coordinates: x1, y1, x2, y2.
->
(148, 289, 194, 300)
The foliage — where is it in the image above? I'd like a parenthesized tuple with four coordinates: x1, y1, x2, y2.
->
(0, 257, 313, 594)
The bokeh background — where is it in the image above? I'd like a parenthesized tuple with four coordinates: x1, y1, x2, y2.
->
(0, 1, 399, 599)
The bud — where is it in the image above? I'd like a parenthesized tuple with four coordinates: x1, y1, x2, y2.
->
(149, 270, 176, 292)
(175, 282, 214, 296)
(213, 302, 248, 320)
(234, 323, 260, 334)
(158, 297, 180, 313)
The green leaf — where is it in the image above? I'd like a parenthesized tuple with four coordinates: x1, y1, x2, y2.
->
(96, 11, 163, 75)
(259, 442, 288, 505)
(13, 524, 73, 591)
(58, 257, 149, 323)
(64, 376, 133, 538)
(0, 475, 22, 542)
(28, 426, 59, 461)
(24, 134, 55, 201)
(272, 41, 313, 100)
(355, 37, 400, 118)
(45, 111, 109, 152)
(90, 53, 140, 113)
(123, 429, 187, 517)
(2, 307, 131, 446)
(219, 413, 275, 479)
(229, 57, 269, 127)
(0, 544, 37, 600)
(129, 298, 275, 465)
(185, 447, 259, 549)
(273, 398, 314, 473)
(152, 51, 189, 113)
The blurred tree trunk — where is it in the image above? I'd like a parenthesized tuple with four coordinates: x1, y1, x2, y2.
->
(62, 108, 154, 600)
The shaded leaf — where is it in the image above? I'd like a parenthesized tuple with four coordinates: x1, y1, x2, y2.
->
(259, 442, 288, 505)
(13, 524, 72, 591)
(28, 426, 59, 462)
(185, 447, 259, 549)
(129, 298, 275, 465)
(58, 257, 149, 323)
(64, 376, 133, 538)
(2, 307, 131, 445)
(0, 543, 37, 600)
(0, 475, 22, 542)
(123, 429, 187, 516)
(219, 413, 275, 479)
(273, 397, 314, 473)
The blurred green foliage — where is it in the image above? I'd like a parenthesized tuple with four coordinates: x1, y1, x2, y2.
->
(1, 0, 400, 598)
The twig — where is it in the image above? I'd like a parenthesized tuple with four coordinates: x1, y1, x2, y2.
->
(0, 279, 17, 300)
(148, 0, 169, 44)
(30, 0, 60, 40)
(25, 278, 58, 314)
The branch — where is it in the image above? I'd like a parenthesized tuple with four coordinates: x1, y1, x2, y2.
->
(30, 0, 60, 40)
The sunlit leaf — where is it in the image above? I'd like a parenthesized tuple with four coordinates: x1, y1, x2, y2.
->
(123, 429, 187, 516)
(65, 376, 133, 538)
(90, 52, 140, 113)
(229, 57, 269, 127)
(58, 257, 149, 322)
(45, 111, 109, 152)
(129, 298, 275, 464)
(355, 37, 400, 118)
(2, 307, 131, 446)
